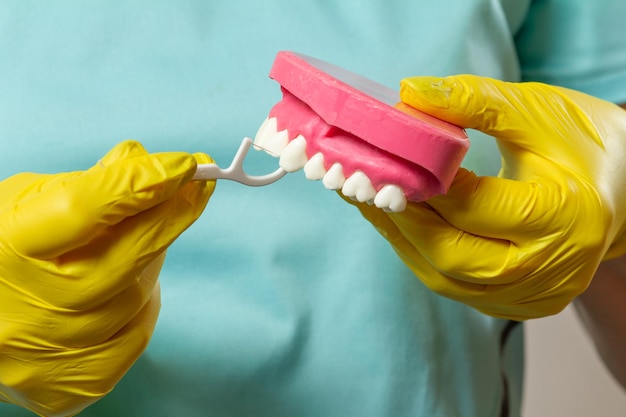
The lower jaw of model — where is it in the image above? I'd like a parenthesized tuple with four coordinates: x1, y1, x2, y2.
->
(254, 90, 441, 212)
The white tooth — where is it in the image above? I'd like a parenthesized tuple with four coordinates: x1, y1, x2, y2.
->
(374, 185, 407, 212)
(341, 171, 377, 202)
(253, 117, 288, 157)
(303, 153, 326, 180)
(322, 163, 345, 190)
(279, 135, 308, 172)
(253, 117, 276, 149)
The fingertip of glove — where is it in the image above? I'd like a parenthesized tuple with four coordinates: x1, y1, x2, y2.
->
(177, 153, 216, 204)
(190, 152, 217, 193)
(110, 152, 199, 204)
(426, 168, 479, 208)
(153, 152, 198, 181)
(192, 152, 215, 165)
(400, 76, 452, 111)
(99, 140, 148, 166)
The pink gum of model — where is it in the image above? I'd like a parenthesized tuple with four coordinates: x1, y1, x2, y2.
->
(266, 51, 469, 202)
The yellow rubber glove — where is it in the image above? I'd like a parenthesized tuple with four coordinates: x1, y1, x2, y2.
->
(349, 74, 626, 320)
(0, 140, 214, 417)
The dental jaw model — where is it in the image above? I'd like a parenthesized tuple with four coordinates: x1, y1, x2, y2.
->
(254, 51, 469, 212)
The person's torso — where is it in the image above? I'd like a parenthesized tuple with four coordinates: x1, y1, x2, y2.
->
(0, 1, 528, 416)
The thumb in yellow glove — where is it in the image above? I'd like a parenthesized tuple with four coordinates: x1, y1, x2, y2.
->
(349, 74, 626, 320)
(0, 140, 215, 417)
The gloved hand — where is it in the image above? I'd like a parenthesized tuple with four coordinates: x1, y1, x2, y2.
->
(0, 140, 214, 417)
(348, 74, 626, 320)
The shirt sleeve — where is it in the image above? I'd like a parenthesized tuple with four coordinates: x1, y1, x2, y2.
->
(514, 0, 626, 104)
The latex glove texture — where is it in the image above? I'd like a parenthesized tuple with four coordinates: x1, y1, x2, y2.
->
(0, 141, 214, 417)
(350, 74, 626, 320)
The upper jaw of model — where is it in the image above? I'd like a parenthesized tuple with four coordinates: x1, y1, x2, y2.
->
(253, 51, 469, 212)
(254, 89, 442, 212)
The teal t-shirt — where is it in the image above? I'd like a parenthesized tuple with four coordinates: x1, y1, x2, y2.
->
(1, 1, 625, 416)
